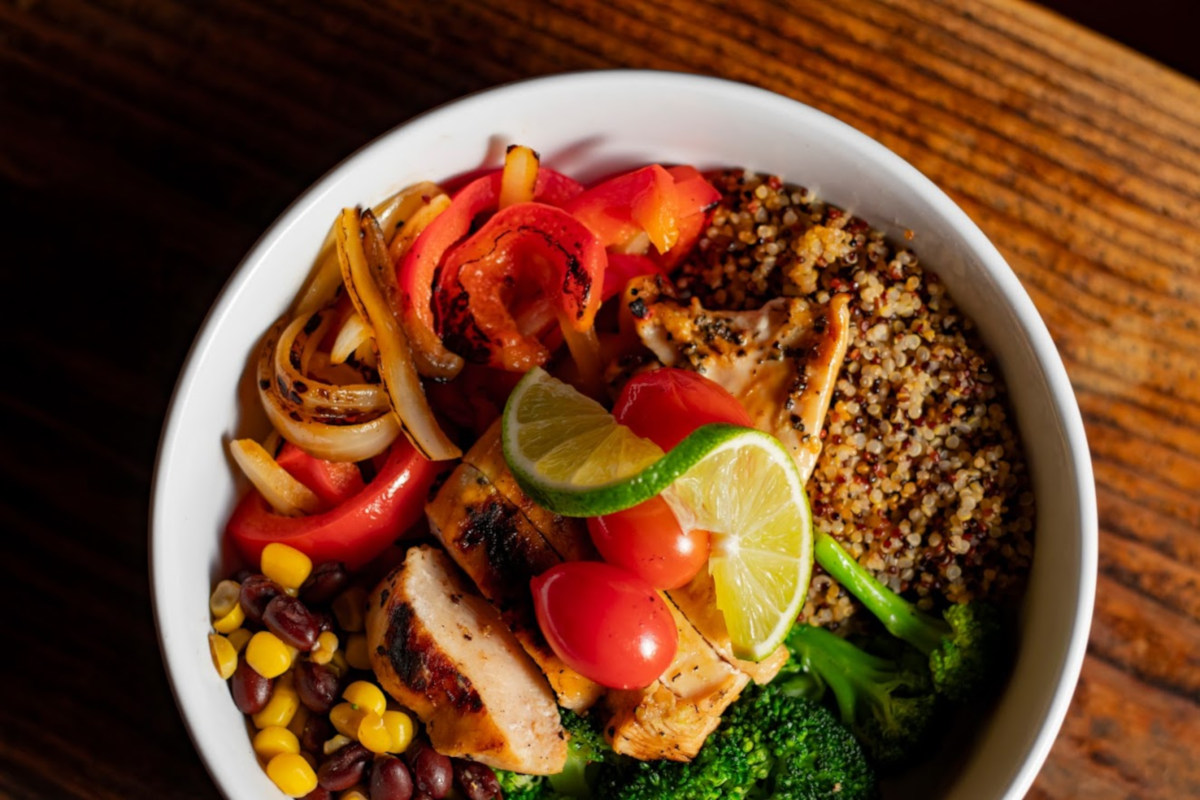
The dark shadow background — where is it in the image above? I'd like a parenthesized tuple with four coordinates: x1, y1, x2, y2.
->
(1039, 0, 1199, 79)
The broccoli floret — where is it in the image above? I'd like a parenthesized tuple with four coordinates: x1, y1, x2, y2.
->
(743, 683, 878, 800)
(548, 708, 614, 796)
(595, 683, 876, 800)
(494, 768, 548, 800)
(781, 623, 938, 770)
(494, 708, 612, 799)
(814, 531, 1003, 702)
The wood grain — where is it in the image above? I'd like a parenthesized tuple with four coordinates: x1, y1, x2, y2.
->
(1, 0, 1197, 797)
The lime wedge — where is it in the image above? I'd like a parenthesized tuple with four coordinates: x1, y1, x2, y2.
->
(661, 435, 813, 661)
(502, 367, 813, 660)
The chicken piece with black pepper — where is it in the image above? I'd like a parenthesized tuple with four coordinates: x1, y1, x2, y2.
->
(620, 274, 851, 485)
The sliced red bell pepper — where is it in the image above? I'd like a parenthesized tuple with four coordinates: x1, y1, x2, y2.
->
(434, 201, 606, 372)
(657, 165, 720, 271)
(565, 164, 720, 266)
(665, 164, 721, 212)
(398, 167, 583, 365)
(602, 252, 661, 300)
(274, 442, 365, 509)
(226, 438, 440, 570)
(564, 165, 676, 252)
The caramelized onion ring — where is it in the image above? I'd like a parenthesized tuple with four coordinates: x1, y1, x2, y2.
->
(329, 311, 372, 366)
(228, 438, 321, 516)
(337, 208, 461, 461)
(257, 322, 401, 462)
(386, 193, 460, 379)
(296, 182, 445, 317)
(273, 312, 390, 417)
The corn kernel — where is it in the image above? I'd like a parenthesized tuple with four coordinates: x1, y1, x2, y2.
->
(253, 726, 300, 761)
(311, 631, 338, 665)
(212, 601, 245, 634)
(329, 702, 364, 739)
(328, 649, 350, 677)
(209, 579, 241, 617)
(287, 704, 310, 740)
(261, 543, 313, 591)
(246, 631, 292, 679)
(227, 627, 253, 653)
(344, 634, 371, 670)
(323, 733, 354, 756)
(382, 710, 414, 754)
(253, 680, 299, 729)
(333, 586, 367, 632)
(208, 634, 237, 679)
(265, 752, 317, 797)
(342, 681, 386, 717)
(357, 711, 391, 754)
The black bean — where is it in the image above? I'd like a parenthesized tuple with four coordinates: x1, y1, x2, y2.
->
(300, 714, 333, 755)
(295, 660, 341, 713)
(239, 574, 283, 625)
(407, 742, 452, 799)
(313, 609, 336, 634)
(317, 742, 371, 791)
(230, 657, 272, 714)
(370, 756, 414, 800)
(301, 561, 350, 606)
(263, 594, 320, 651)
(453, 760, 502, 800)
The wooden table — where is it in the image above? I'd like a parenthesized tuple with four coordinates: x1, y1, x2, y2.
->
(2, 1, 1196, 797)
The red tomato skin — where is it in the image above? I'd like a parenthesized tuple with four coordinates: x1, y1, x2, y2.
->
(613, 368, 753, 451)
(587, 495, 710, 590)
(531, 562, 678, 690)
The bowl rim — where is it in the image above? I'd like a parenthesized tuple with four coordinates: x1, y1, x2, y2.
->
(150, 68, 1097, 800)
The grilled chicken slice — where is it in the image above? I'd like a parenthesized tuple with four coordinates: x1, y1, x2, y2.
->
(668, 571, 789, 685)
(426, 460, 604, 711)
(366, 546, 567, 775)
(463, 420, 599, 563)
(603, 595, 750, 761)
(623, 275, 851, 484)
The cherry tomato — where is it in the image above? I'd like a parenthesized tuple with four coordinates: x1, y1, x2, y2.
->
(591, 368, 753, 588)
(613, 367, 753, 450)
(531, 561, 677, 689)
(587, 495, 709, 590)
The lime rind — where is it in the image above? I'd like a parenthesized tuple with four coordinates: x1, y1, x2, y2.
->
(503, 369, 752, 517)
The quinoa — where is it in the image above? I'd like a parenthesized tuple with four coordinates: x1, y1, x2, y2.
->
(675, 170, 1035, 626)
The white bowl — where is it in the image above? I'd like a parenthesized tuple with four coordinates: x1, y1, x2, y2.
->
(151, 70, 1097, 800)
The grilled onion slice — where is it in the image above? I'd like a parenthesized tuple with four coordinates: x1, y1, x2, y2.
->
(337, 207, 461, 461)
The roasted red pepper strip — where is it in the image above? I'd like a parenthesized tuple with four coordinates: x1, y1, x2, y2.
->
(602, 252, 661, 300)
(563, 162, 720, 284)
(226, 438, 439, 570)
(658, 165, 720, 267)
(274, 442, 365, 510)
(434, 201, 606, 372)
(397, 168, 583, 364)
(564, 165, 676, 252)
(593, 167, 720, 296)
